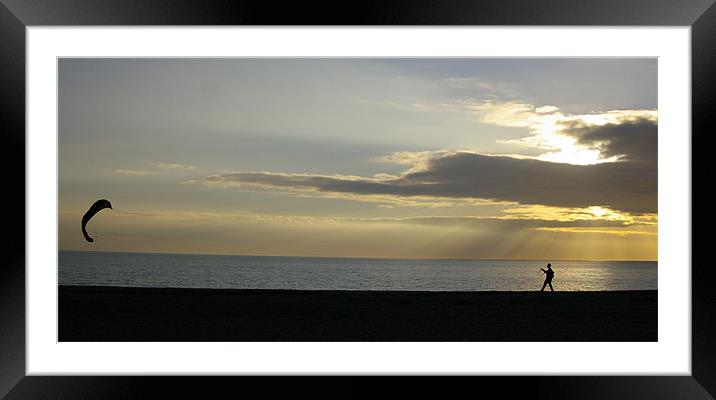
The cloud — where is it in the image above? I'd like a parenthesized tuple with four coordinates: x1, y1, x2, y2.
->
(443, 77, 498, 91)
(353, 97, 436, 112)
(376, 150, 454, 174)
(350, 95, 657, 166)
(152, 162, 196, 171)
(500, 205, 656, 226)
(535, 105, 559, 114)
(205, 149, 656, 213)
(467, 100, 536, 128)
(467, 100, 657, 165)
(559, 118, 657, 164)
(534, 227, 657, 236)
(114, 169, 156, 176)
(371, 215, 643, 229)
(114, 162, 197, 177)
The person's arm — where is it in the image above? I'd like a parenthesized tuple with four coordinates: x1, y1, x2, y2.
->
(540, 268, 546, 273)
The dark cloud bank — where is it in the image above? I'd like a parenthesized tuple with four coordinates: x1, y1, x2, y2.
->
(561, 118, 657, 164)
(206, 118, 657, 214)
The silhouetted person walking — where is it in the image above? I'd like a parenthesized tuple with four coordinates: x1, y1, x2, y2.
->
(540, 263, 555, 291)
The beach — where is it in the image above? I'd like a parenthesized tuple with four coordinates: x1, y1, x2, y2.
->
(59, 286, 657, 341)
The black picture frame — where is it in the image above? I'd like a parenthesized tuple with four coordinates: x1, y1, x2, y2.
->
(1, 0, 712, 397)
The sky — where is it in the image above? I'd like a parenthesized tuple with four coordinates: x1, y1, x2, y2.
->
(58, 58, 657, 260)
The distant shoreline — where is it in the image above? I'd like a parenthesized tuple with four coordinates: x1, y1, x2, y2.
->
(59, 286, 657, 342)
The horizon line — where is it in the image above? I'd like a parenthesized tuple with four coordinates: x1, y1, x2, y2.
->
(58, 248, 658, 263)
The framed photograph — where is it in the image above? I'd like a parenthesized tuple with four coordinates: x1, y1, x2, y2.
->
(2, 0, 712, 397)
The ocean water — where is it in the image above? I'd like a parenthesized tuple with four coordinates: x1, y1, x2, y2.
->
(58, 250, 657, 291)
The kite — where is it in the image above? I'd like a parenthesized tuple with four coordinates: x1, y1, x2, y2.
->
(81, 199, 112, 242)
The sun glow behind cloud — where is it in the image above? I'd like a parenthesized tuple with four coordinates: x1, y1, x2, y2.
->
(356, 96, 657, 166)
(535, 227, 657, 236)
(499, 205, 656, 225)
(467, 100, 657, 165)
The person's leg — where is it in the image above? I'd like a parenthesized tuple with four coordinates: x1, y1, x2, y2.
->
(541, 280, 547, 291)
(549, 282, 554, 291)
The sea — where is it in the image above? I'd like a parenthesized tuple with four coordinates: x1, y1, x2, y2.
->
(58, 250, 657, 292)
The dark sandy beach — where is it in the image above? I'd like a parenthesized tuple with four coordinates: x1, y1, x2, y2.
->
(59, 286, 656, 341)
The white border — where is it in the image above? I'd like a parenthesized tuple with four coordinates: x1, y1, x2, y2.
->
(27, 27, 691, 375)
